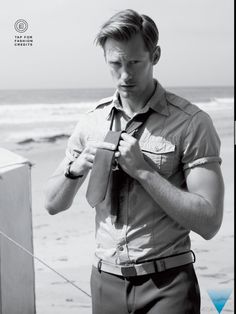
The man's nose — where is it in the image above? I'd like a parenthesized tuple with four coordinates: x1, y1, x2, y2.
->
(120, 66, 131, 81)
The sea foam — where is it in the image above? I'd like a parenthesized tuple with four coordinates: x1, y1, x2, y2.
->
(0, 98, 233, 144)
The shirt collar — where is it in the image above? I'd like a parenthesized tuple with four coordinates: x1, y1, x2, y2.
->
(95, 79, 169, 120)
(147, 80, 169, 116)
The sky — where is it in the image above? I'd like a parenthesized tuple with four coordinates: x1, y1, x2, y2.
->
(0, 0, 234, 89)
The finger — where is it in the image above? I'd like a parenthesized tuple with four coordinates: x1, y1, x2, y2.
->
(114, 151, 121, 158)
(84, 154, 95, 163)
(118, 140, 130, 147)
(83, 146, 97, 155)
(120, 132, 136, 143)
(89, 141, 116, 151)
(118, 146, 128, 155)
(86, 161, 93, 169)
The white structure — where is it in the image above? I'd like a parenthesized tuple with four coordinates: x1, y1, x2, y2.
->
(0, 148, 35, 314)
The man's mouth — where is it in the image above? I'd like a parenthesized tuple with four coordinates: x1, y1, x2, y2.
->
(120, 84, 135, 89)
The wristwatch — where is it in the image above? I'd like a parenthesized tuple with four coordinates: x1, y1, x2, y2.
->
(64, 161, 83, 180)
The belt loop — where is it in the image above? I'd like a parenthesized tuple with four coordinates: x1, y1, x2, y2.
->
(190, 250, 196, 263)
(153, 260, 159, 273)
(160, 259, 166, 271)
(97, 259, 102, 273)
(155, 259, 166, 272)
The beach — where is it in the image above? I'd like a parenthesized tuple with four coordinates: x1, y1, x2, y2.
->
(0, 87, 234, 313)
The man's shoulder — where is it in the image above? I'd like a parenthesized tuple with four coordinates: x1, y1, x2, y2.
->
(89, 96, 114, 112)
(97, 96, 114, 106)
(165, 91, 201, 117)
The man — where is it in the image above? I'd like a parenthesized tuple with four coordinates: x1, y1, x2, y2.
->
(45, 9, 224, 314)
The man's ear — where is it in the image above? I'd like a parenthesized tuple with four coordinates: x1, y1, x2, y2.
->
(152, 46, 161, 65)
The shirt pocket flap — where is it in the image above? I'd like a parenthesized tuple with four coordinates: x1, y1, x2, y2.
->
(140, 137, 176, 177)
(141, 138, 176, 155)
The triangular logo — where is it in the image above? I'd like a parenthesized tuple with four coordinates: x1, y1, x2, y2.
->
(207, 289, 232, 313)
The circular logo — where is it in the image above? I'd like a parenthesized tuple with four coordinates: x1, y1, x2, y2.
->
(14, 19, 28, 33)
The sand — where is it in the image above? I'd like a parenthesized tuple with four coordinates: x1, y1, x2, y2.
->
(3, 129, 234, 314)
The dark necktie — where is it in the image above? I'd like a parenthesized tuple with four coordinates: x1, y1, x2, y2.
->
(86, 130, 122, 208)
(86, 109, 152, 215)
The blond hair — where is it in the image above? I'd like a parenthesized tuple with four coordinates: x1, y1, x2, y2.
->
(95, 9, 159, 55)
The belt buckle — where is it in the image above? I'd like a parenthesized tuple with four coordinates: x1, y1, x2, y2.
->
(121, 265, 137, 277)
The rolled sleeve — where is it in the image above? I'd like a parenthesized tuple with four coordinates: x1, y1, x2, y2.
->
(65, 116, 86, 162)
(182, 111, 222, 170)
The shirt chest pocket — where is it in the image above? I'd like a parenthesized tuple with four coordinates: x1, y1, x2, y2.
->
(140, 137, 176, 177)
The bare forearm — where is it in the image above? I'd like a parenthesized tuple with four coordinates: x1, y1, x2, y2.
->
(45, 173, 86, 215)
(117, 133, 223, 239)
(135, 165, 220, 239)
(45, 140, 118, 214)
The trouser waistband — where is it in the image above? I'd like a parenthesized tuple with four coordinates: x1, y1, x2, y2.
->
(93, 251, 195, 277)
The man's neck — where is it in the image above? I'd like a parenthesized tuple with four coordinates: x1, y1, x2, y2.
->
(119, 81, 156, 117)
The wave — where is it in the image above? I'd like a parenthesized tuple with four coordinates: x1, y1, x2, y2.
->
(5, 127, 74, 145)
(0, 98, 233, 125)
(0, 101, 96, 124)
(1, 98, 233, 145)
(17, 134, 69, 145)
(193, 97, 234, 112)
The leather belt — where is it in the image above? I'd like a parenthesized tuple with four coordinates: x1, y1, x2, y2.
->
(93, 251, 195, 277)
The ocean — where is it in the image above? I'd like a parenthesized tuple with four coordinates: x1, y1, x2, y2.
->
(0, 86, 234, 147)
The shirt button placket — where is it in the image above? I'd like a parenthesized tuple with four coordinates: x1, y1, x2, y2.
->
(116, 241, 129, 263)
(118, 245, 124, 252)
(115, 180, 129, 264)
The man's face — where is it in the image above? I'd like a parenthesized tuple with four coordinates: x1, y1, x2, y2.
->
(104, 33, 158, 100)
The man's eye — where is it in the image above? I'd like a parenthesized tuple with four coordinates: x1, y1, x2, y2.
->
(130, 61, 140, 65)
(110, 62, 120, 66)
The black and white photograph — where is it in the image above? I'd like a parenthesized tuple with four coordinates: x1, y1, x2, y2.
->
(0, 1, 234, 313)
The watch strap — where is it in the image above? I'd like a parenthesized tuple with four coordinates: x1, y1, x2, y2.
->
(64, 161, 83, 180)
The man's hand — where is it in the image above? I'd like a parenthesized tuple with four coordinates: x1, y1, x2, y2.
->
(45, 139, 121, 214)
(70, 141, 119, 176)
(117, 132, 148, 178)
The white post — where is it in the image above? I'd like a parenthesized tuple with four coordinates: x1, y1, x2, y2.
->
(0, 148, 35, 314)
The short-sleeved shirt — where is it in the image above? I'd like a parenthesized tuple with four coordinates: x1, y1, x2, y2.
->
(66, 80, 221, 266)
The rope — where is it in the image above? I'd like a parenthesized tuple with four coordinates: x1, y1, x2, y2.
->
(0, 230, 91, 298)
